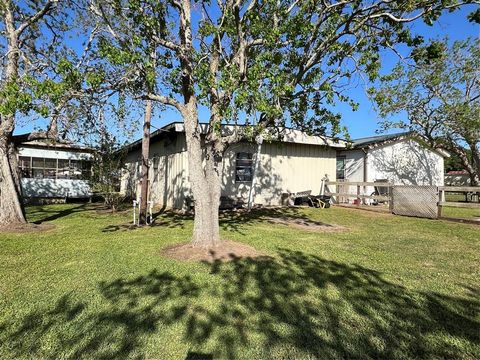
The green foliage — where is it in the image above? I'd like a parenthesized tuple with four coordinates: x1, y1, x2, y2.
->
(91, 0, 476, 141)
(372, 38, 480, 181)
(91, 131, 127, 210)
(0, 80, 33, 116)
(445, 150, 473, 172)
(411, 41, 446, 64)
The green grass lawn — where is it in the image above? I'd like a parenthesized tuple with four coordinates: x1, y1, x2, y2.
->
(442, 206, 480, 220)
(0, 204, 479, 359)
(442, 193, 480, 220)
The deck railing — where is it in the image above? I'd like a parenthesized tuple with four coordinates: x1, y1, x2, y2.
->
(324, 181, 393, 209)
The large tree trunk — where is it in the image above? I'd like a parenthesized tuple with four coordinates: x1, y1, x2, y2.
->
(182, 103, 222, 248)
(139, 99, 152, 224)
(0, 1, 27, 225)
(0, 137, 27, 225)
(468, 143, 480, 186)
(177, 0, 222, 247)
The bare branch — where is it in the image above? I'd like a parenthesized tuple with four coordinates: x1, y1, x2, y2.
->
(16, 0, 59, 36)
(142, 93, 184, 111)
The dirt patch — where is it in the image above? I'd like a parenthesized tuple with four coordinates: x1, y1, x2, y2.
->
(0, 223, 56, 234)
(162, 240, 266, 262)
(265, 216, 346, 231)
(336, 205, 392, 217)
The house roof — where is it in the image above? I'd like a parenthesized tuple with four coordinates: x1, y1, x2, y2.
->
(15, 135, 93, 152)
(124, 121, 348, 153)
(350, 131, 450, 158)
(447, 170, 469, 175)
(352, 132, 411, 148)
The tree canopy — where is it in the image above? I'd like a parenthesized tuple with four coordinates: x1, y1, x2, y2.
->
(371, 38, 480, 184)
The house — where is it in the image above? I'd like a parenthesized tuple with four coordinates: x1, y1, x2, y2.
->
(120, 125, 449, 210)
(120, 122, 347, 209)
(336, 133, 448, 196)
(445, 170, 471, 186)
(17, 139, 94, 202)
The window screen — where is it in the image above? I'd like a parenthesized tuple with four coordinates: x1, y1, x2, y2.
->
(18, 156, 91, 180)
(19, 156, 31, 178)
(336, 156, 346, 180)
(235, 152, 253, 182)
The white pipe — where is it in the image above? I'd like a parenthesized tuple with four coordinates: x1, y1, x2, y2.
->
(146, 200, 153, 225)
(133, 200, 138, 225)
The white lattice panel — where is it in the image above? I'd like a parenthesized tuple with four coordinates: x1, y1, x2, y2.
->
(392, 186, 438, 219)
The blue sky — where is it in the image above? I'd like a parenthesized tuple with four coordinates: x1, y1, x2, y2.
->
(14, 5, 480, 142)
(341, 5, 480, 139)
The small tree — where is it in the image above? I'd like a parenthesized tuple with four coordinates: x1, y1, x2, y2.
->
(371, 38, 480, 185)
(91, 130, 126, 211)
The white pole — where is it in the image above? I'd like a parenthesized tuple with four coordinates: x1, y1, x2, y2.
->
(247, 136, 263, 211)
(133, 200, 137, 225)
(146, 200, 153, 225)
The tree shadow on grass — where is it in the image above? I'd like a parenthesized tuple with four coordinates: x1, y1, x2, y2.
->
(100, 207, 322, 234)
(101, 209, 192, 232)
(27, 203, 89, 224)
(2, 250, 479, 359)
(220, 207, 333, 235)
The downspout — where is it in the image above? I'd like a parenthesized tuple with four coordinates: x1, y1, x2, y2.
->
(362, 148, 368, 204)
(247, 136, 263, 211)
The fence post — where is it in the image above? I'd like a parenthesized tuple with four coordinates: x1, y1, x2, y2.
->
(437, 189, 443, 218)
(356, 185, 360, 206)
(388, 185, 393, 213)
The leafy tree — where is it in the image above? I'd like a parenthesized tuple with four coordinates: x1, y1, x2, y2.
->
(445, 149, 473, 173)
(91, 0, 476, 247)
(0, 0, 102, 225)
(371, 38, 480, 185)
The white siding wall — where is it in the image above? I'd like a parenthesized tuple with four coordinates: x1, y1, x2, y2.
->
(121, 135, 337, 209)
(367, 139, 444, 186)
(21, 179, 92, 198)
(444, 174, 470, 186)
(338, 149, 365, 182)
(336, 140, 445, 202)
(222, 142, 336, 206)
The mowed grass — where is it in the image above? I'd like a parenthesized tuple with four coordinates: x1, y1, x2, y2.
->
(442, 206, 480, 220)
(443, 193, 480, 220)
(0, 204, 479, 359)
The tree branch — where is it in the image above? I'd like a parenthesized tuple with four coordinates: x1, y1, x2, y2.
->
(16, 0, 58, 36)
(142, 93, 184, 111)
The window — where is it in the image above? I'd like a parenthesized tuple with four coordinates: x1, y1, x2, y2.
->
(70, 160, 92, 180)
(336, 156, 346, 180)
(19, 156, 31, 178)
(57, 159, 70, 179)
(70, 160, 83, 179)
(44, 158, 57, 179)
(18, 156, 91, 180)
(81, 160, 92, 180)
(235, 152, 253, 182)
(32, 157, 45, 178)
